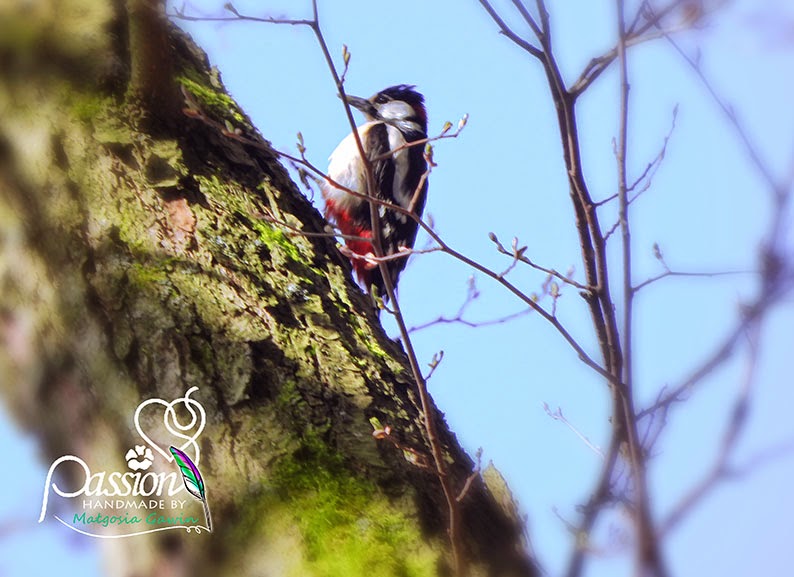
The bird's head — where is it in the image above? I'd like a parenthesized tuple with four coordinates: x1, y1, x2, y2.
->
(345, 84, 427, 136)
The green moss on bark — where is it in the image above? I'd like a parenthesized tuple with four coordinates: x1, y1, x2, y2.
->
(177, 74, 247, 127)
(270, 437, 437, 577)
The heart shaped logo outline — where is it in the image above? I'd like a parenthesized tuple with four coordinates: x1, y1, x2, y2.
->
(133, 386, 206, 465)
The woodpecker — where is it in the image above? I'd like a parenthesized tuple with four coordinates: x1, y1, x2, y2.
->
(321, 84, 428, 301)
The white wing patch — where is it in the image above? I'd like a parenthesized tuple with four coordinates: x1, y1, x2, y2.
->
(323, 121, 414, 225)
(322, 123, 376, 210)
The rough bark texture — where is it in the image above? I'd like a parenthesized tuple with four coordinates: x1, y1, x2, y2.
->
(0, 1, 536, 575)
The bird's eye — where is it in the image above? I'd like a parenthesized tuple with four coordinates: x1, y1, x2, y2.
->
(374, 94, 390, 104)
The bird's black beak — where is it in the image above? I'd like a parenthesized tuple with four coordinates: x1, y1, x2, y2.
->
(343, 93, 378, 119)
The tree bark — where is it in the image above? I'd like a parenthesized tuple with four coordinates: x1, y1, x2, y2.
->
(0, 1, 535, 576)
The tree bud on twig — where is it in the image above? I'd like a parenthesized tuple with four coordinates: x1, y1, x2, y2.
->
(458, 113, 469, 132)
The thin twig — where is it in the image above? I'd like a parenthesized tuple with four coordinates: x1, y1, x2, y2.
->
(510, 0, 543, 41)
(478, 0, 544, 59)
(489, 232, 593, 292)
(633, 268, 754, 292)
(171, 4, 312, 26)
(369, 121, 466, 163)
(614, 1, 667, 573)
(456, 448, 483, 503)
(659, 324, 761, 535)
(571, 0, 695, 96)
(662, 21, 785, 201)
(543, 404, 604, 457)
(409, 307, 532, 333)
(627, 105, 678, 193)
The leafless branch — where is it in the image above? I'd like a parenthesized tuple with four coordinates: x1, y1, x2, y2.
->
(413, 307, 533, 333)
(599, 101, 677, 217)
(663, 20, 790, 204)
(634, 268, 754, 292)
(456, 448, 483, 503)
(489, 232, 594, 292)
(569, 0, 714, 97)
(637, 386, 672, 455)
(572, 29, 676, 96)
(171, 3, 313, 26)
(408, 273, 568, 333)
(370, 115, 468, 161)
(603, 218, 621, 243)
(543, 403, 604, 458)
(659, 324, 761, 535)
(613, 1, 669, 572)
(370, 422, 431, 470)
(510, 0, 544, 41)
(424, 350, 445, 381)
(627, 105, 678, 194)
(338, 244, 443, 267)
(563, 435, 622, 577)
(477, 3, 642, 574)
(477, 0, 544, 59)
(641, 268, 793, 417)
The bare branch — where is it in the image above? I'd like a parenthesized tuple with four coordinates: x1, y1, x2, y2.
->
(535, 0, 551, 39)
(563, 435, 622, 577)
(369, 118, 467, 162)
(477, 0, 544, 59)
(370, 420, 431, 470)
(510, 0, 544, 41)
(424, 350, 445, 381)
(634, 268, 755, 293)
(543, 403, 604, 457)
(628, 104, 678, 194)
(571, 29, 677, 97)
(338, 244, 443, 267)
(643, 270, 793, 417)
(408, 274, 562, 333)
(571, 0, 709, 98)
(489, 232, 594, 292)
(664, 34, 789, 203)
(603, 218, 621, 243)
(409, 307, 532, 333)
(613, 1, 669, 573)
(659, 324, 761, 535)
(441, 242, 614, 381)
(171, 3, 313, 26)
(456, 448, 483, 503)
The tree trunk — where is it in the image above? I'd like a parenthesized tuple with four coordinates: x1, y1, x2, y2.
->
(0, 1, 535, 575)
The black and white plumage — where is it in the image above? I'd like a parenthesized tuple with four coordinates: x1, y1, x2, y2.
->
(321, 85, 428, 300)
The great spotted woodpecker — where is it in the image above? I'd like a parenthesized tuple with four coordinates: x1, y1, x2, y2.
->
(321, 85, 428, 300)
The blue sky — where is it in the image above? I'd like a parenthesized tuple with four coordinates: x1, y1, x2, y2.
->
(2, 1, 793, 576)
